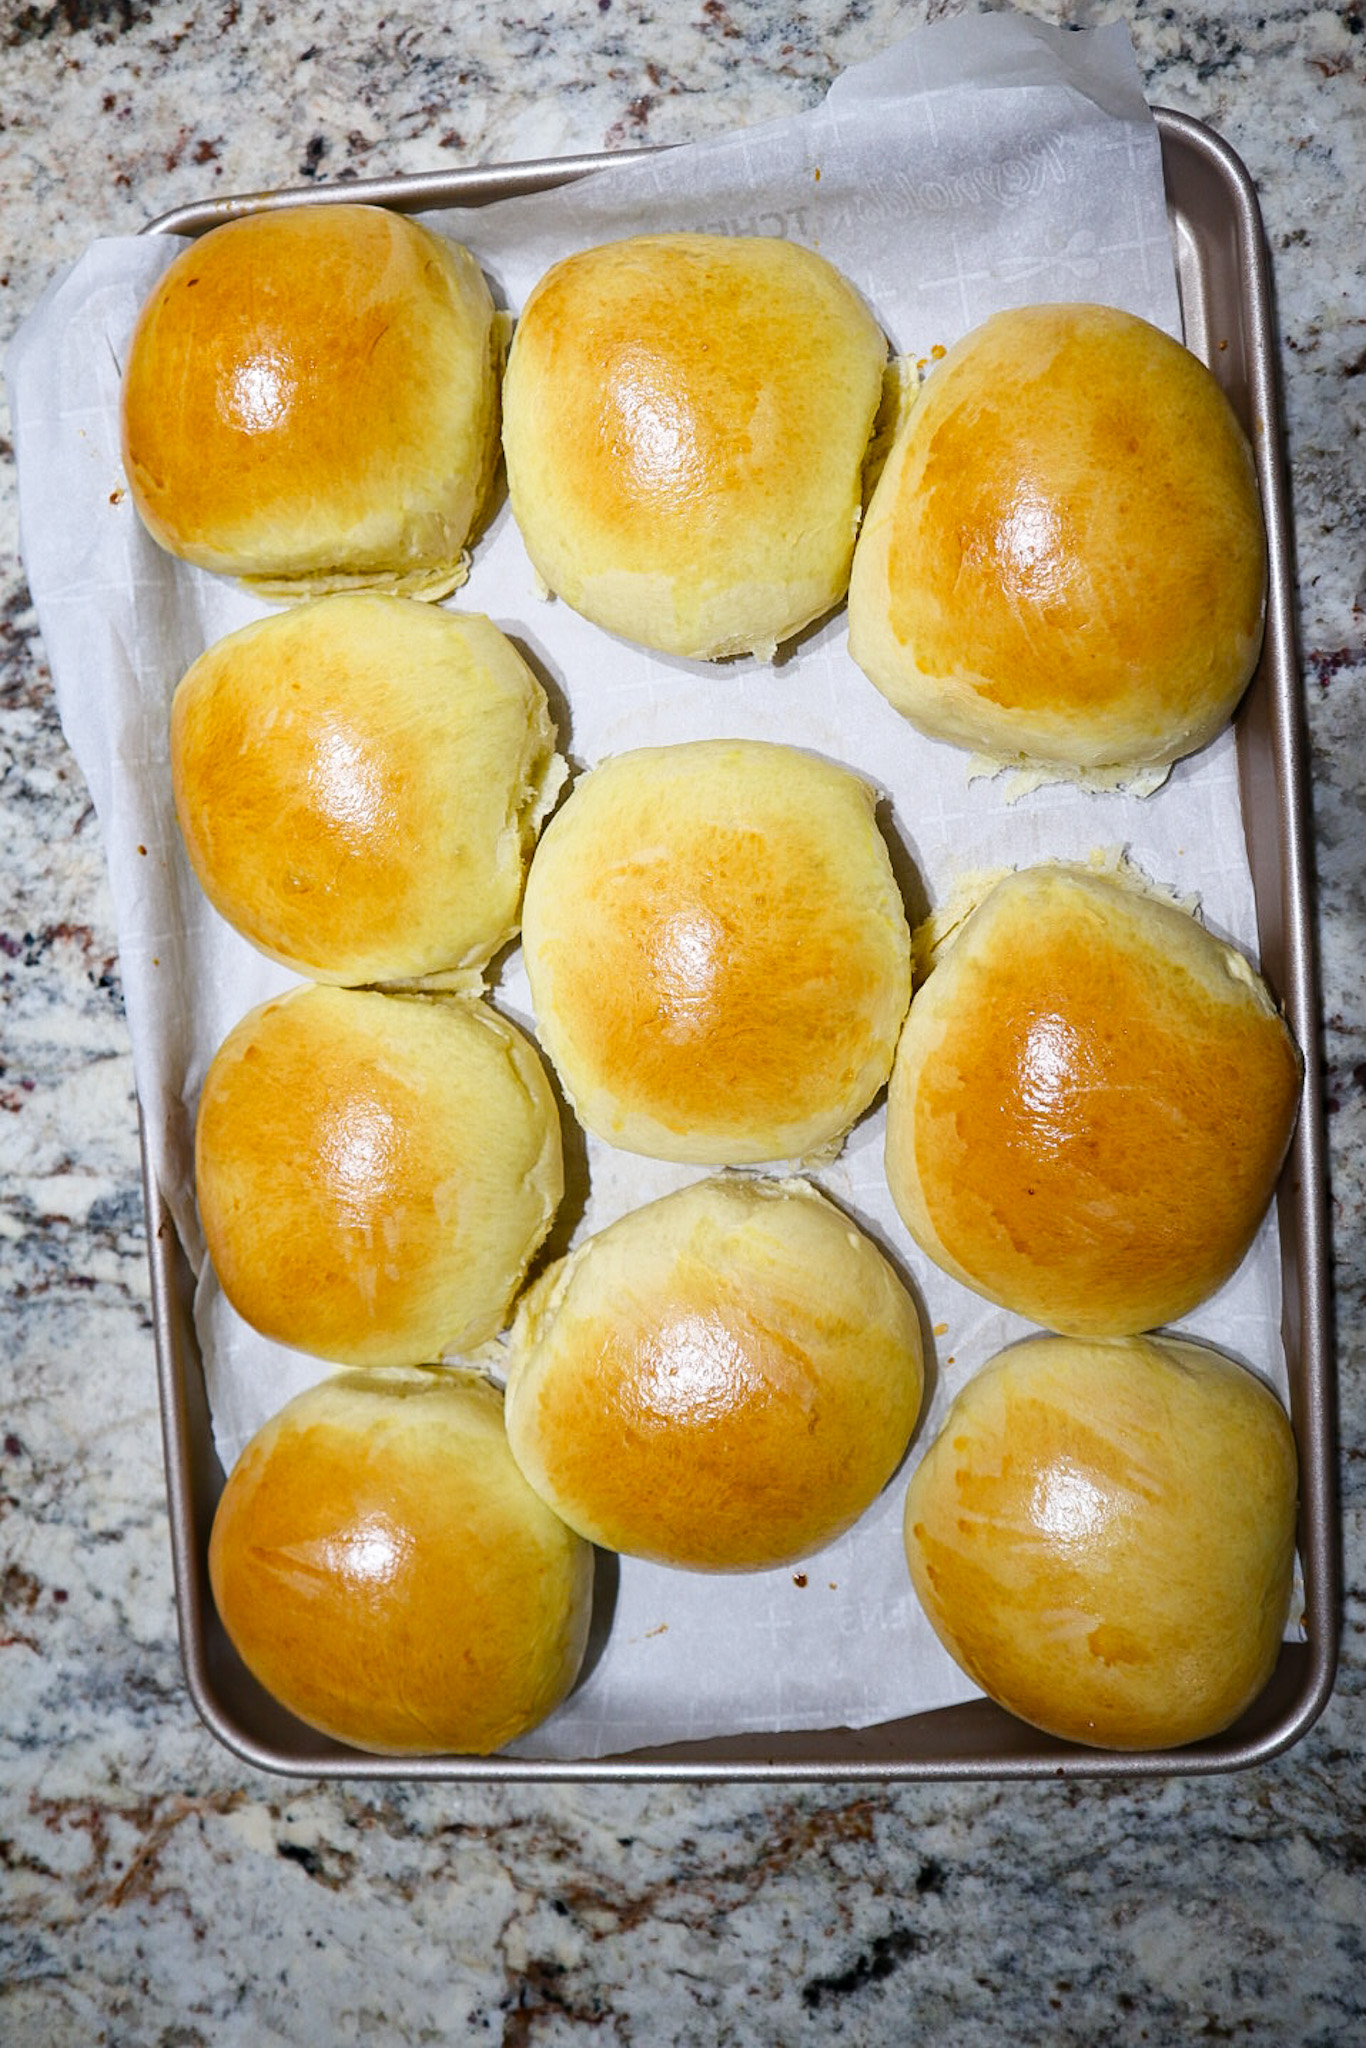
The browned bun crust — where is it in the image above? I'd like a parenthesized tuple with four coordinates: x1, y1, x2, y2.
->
(121, 205, 502, 596)
(504, 1175, 924, 1570)
(171, 594, 564, 985)
(195, 985, 563, 1367)
(519, 740, 912, 1164)
(884, 865, 1301, 1335)
(903, 1333, 1298, 1750)
(848, 303, 1267, 772)
(208, 1367, 594, 1756)
(502, 232, 888, 658)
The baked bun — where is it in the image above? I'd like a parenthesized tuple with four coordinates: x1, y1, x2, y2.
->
(884, 865, 1301, 1335)
(195, 985, 562, 1367)
(209, 1367, 594, 1755)
(520, 740, 912, 1163)
(121, 205, 502, 596)
(501, 232, 888, 659)
(848, 303, 1267, 773)
(504, 1175, 924, 1570)
(171, 594, 565, 985)
(904, 1333, 1298, 1750)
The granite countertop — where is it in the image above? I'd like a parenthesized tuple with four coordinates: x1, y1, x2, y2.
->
(2, 2, 1363, 2041)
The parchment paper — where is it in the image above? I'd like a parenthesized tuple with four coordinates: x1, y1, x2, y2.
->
(7, 12, 1291, 1758)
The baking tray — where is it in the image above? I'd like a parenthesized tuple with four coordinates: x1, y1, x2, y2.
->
(139, 108, 1338, 1780)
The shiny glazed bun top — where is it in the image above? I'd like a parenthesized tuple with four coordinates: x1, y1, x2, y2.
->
(504, 1175, 924, 1571)
(171, 594, 565, 986)
(848, 303, 1267, 773)
(903, 1333, 1298, 1751)
(501, 232, 888, 659)
(195, 984, 563, 1368)
(520, 739, 912, 1164)
(121, 205, 503, 596)
(884, 864, 1302, 1336)
(209, 1367, 594, 1757)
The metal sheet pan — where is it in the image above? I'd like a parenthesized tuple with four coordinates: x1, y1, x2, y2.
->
(139, 108, 1339, 1779)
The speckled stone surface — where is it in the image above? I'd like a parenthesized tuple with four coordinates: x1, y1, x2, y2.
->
(1, 3, 1363, 2042)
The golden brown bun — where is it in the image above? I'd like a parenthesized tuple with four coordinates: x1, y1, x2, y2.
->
(848, 303, 1267, 772)
(501, 232, 888, 659)
(171, 594, 565, 985)
(121, 205, 502, 596)
(520, 740, 912, 1163)
(208, 1367, 594, 1755)
(195, 985, 562, 1367)
(504, 1175, 924, 1570)
(904, 1333, 1298, 1750)
(884, 865, 1301, 1335)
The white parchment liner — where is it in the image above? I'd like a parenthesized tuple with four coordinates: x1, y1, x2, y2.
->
(7, 13, 1293, 1758)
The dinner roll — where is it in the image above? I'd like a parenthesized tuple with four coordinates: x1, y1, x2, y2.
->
(171, 594, 565, 985)
(504, 1175, 924, 1570)
(903, 1333, 1299, 1750)
(121, 205, 502, 596)
(848, 303, 1267, 773)
(209, 1367, 594, 1755)
(195, 985, 562, 1367)
(520, 740, 912, 1163)
(501, 232, 888, 659)
(884, 865, 1301, 1335)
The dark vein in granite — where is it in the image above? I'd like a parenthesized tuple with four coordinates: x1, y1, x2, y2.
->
(4, 0, 160, 51)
